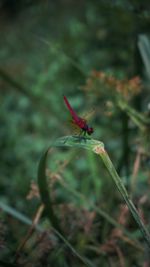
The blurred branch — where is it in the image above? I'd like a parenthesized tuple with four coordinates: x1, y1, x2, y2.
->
(0, 68, 32, 99)
(0, 202, 37, 227)
(38, 38, 86, 76)
(138, 35, 150, 80)
(13, 204, 44, 263)
(117, 112, 130, 176)
(118, 100, 150, 130)
(0, 68, 50, 115)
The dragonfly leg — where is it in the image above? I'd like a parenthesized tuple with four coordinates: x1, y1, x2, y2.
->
(80, 130, 84, 136)
(79, 130, 87, 142)
(83, 130, 86, 137)
(72, 129, 89, 143)
(78, 129, 84, 137)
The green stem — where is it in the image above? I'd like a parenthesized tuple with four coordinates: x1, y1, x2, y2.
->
(97, 146, 150, 249)
(118, 100, 149, 130)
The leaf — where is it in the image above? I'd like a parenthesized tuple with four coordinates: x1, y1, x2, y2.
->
(38, 135, 150, 250)
(37, 149, 63, 234)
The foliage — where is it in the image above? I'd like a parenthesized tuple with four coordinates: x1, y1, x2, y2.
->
(0, 0, 150, 266)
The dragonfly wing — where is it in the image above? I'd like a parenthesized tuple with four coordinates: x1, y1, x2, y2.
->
(70, 120, 82, 134)
(81, 108, 95, 122)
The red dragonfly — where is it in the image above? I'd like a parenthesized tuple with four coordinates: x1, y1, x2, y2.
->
(64, 95, 94, 136)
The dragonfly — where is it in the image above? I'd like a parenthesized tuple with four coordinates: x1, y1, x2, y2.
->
(64, 95, 94, 136)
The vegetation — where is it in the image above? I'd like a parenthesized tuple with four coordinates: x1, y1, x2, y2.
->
(0, 1, 150, 266)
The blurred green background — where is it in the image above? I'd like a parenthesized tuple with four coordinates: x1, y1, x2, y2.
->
(0, 1, 150, 266)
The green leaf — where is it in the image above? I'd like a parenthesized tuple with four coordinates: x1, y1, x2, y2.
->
(38, 149, 63, 234)
(37, 135, 150, 250)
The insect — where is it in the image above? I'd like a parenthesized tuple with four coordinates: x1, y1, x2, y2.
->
(64, 95, 94, 136)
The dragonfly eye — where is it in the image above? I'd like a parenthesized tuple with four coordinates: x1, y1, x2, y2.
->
(87, 127, 94, 135)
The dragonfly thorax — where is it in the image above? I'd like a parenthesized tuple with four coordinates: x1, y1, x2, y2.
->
(87, 127, 94, 135)
(82, 124, 94, 135)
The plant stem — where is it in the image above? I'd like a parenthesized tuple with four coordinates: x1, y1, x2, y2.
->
(94, 144, 150, 249)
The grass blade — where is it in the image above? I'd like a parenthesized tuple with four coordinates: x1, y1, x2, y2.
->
(45, 135, 150, 249)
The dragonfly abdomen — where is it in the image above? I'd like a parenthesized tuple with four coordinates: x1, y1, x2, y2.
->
(64, 95, 94, 136)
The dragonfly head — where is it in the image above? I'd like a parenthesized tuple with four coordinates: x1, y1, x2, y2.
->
(87, 127, 94, 135)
